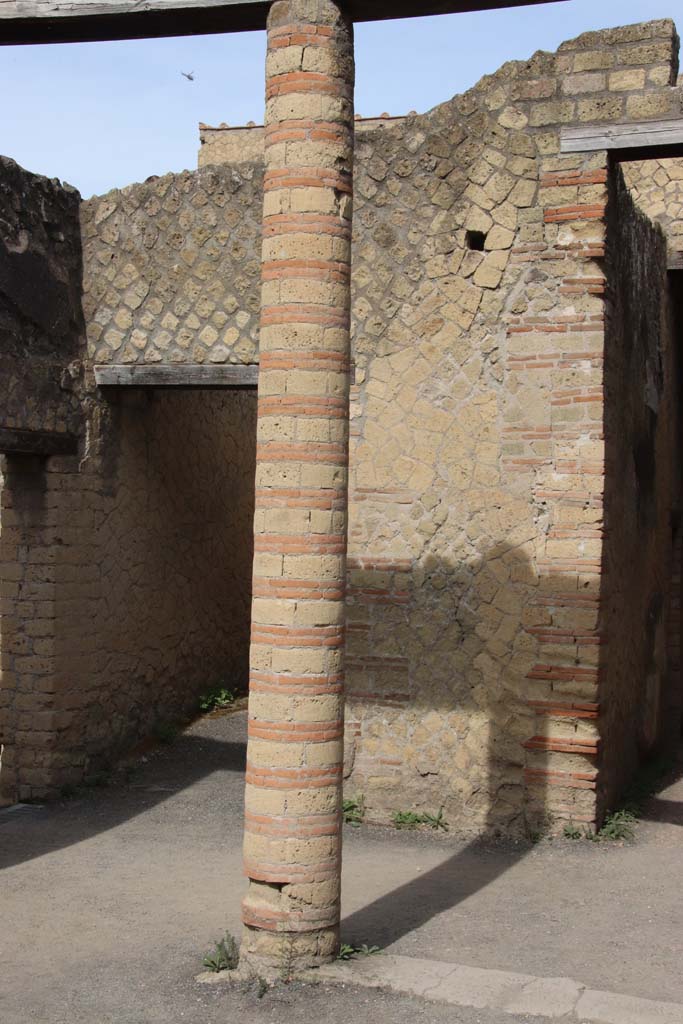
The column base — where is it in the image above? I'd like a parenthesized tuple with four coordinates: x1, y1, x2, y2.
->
(240, 924, 339, 980)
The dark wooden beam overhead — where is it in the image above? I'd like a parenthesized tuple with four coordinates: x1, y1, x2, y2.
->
(95, 363, 259, 388)
(0, 427, 78, 456)
(561, 118, 683, 162)
(0, 0, 564, 45)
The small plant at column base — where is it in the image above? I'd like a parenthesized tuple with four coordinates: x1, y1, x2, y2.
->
(198, 686, 236, 713)
(202, 931, 239, 973)
(342, 794, 365, 827)
(392, 808, 449, 831)
(256, 976, 269, 999)
(566, 757, 674, 844)
(596, 808, 637, 842)
(337, 943, 381, 961)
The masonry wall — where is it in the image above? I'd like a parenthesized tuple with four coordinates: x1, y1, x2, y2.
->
(341, 20, 681, 835)
(0, 157, 85, 439)
(623, 74, 683, 257)
(0, 160, 87, 801)
(53, 388, 257, 790)
(0, 390, 257, 801)
(81, 165, 263, 365)
(198, 114, 406, 169)
(0, 161, 259, 801)
(5, 18, 681, 824)
(598, 170, 680, 813)
(77, 16, 682, 834)
(624, 157, 683, 253)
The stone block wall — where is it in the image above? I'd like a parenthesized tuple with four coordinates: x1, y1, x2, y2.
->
(0, 159, 87, 801)
(58, 388, 256, 791)
(0, 389, 257, 801)
(1, 454, 68, 800)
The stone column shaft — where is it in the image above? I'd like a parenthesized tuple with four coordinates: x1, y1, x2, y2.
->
(241, 0, 354, 973)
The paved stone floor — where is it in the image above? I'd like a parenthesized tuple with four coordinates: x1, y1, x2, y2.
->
(2, 709, 682, 1023)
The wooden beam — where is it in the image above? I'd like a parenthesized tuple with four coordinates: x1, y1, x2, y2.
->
(0, 427, 78, 456)
(95, 363, 259, 388)
(561, 118, 683, 161)
(668, 251, 683, 272)
(0, 0, 564, 45)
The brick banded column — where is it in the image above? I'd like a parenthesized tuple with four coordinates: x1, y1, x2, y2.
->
(241, 0, 354, 973)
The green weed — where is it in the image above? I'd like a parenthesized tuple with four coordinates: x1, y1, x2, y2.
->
(342, 794, 366, 827)
(596, 808, 637, 842)
(392, 810, 423, 829)
(202, 932, 239, 973)
(422, 807, 449, 832)
(199, 686, 236, 713)
(392, 807, 449, 831)
(565, 757, 674, 845)
(337, 943, 380, 961)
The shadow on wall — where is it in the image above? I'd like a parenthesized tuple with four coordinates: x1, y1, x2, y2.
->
(344, 541, 595, 841)
(340, 543, 548, 948)
(343, 168, 683, 845)
(597, 169, 683, 816)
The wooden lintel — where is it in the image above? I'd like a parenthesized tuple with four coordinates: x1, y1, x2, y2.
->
(95, 363, 259, 389)
(561, 118, 683, 160)
(0, 427, 78, 456)
(0, 0, 563, 45)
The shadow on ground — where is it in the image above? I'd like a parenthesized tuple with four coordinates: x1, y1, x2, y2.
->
(0, 716, 246, 870)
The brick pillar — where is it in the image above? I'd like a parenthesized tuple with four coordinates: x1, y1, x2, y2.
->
(241, 0, 354, 974)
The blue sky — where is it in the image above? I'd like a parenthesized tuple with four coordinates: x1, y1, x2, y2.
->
(0, 0, 681, 197)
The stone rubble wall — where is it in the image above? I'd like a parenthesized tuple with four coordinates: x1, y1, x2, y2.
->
(198, 114, 406, 168)
(623, 163, 683, 253)
(621, 73, 683, 254)
(0, 157, 85, 438)
(81, 165, 263, 366)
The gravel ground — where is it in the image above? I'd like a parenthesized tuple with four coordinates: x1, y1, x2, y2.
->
(2, 708, 682, 1023)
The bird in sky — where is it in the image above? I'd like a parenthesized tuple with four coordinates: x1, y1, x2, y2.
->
(181, 70, 195, 81)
